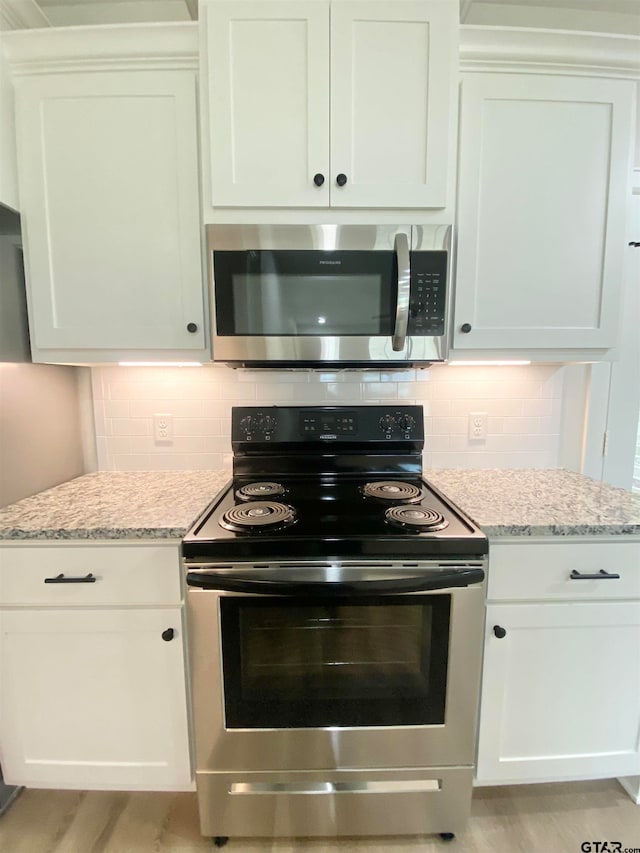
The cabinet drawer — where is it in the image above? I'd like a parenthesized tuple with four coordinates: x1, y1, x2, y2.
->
(488, 540, 640, 601)
(0, 544, 182, 606)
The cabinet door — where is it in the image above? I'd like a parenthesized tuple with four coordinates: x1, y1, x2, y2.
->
(476, 602, 640, 784)
(15, 70, 205, 358)
(0, 37, 19, 212)
(205, 0, 330, 207)
(330, 0, 456, 208)
(455, 74, 634, 350)
(0, 608, 191, 790)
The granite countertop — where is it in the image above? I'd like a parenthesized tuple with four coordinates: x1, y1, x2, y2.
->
(1, 468, 640, 541)
(0, 471, 230, 540)
(426, 468, 640, 537)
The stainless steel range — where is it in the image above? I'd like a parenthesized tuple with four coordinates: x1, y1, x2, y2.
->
(182, 405, 488, 846)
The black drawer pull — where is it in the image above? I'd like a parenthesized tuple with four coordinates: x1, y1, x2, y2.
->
(570, 569, 621, 580)
(493, 625, 507, 639)
(44, 573, 97, 584)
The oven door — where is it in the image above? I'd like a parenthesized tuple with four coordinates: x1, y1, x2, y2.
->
(186, 562, 485, 773)
(207, 224, 449, 365)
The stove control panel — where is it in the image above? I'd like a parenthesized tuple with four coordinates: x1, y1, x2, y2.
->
(238, 413, 278, 440)
(232, 406, 424, 445)
(379, 413, 416, 436)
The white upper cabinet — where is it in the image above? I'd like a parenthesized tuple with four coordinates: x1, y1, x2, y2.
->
(202, 0, 457, 210)
(0, 35, 19, 212)
(6, 26, 208, 364)
(454, 72, 635, 353)
(205, 0, 330, 208)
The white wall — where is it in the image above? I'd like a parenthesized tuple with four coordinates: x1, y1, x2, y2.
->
(0, 363, 88, 506)
(91, 363, 565, 472)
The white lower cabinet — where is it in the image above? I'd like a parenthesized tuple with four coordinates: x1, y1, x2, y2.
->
(0, 544, 192, 791)
(476, 540, 640, 785)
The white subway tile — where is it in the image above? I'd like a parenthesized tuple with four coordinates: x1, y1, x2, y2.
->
(219, 383, 256, 400)
(109, 436, 132, 454)
(424, 400, 450, 417)
(104, 399, 130, 419)
(92, 364, 564, 472)
(362, 382, 398, 400)
(325, 383, 364, 401)
(522, 398, 553, 418)
(396, 385, 417, 401)
(128, 399, 202, 419)
(184, 453, 225, 471)
(95, 436, 110, 469)
(380, 370, 416, 382)
(425, 435, 451, 452)
(429, 451, 471, 469)
(255, 384, 295, 401)
(431, 416, 467, 435)
(112, 454, 153, 471)
(174, 418, 220, 437)
(205, 436, 232, 454)
(202, 400, 233, 419)
(111, 419, 150, 436)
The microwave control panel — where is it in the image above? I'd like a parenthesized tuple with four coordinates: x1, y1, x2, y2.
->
(408, 251, 447, 336)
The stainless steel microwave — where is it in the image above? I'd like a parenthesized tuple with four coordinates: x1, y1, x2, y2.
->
(207, 224, 452, 368)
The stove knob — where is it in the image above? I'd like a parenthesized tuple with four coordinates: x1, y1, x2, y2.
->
(239, 415, 254, 436)
(397, 414, 416, 433)
(379, 414, 397, 433)
(262, 414, 277, 433)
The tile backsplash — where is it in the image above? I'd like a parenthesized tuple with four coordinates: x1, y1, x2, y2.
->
(91, 364, 564, 472)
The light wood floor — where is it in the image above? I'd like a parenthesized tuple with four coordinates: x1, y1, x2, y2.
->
(0, 780, 638, 853)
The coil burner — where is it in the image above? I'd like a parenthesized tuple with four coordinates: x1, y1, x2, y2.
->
(220, 501, 297, 532)
(385, 505, 449, 531)
(235, 482, 286, 501)
(362, 481, 422, 503)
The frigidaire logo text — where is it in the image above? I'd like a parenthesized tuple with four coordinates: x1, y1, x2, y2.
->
(319, 260, 342, 265)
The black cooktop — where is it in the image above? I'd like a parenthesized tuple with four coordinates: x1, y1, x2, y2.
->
(182, 474, 486, 561)
(182, 405, 487, 562)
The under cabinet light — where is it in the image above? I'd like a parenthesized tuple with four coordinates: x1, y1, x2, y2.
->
(448, 360, 531, 367)
(118, 361, 204, 367)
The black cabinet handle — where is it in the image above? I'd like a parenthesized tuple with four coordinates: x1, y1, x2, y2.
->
(628, 242, 640, 247)
(44, 573, 96, 584)
(313, 173, 325, 187)
(460, 323, 472, 333)
(570, 569, 621, 580)
(186, 322, 198, 333)
(493, 625, 507, 639)
(336, 173, 348, 187)
(162, 628, 175, 641)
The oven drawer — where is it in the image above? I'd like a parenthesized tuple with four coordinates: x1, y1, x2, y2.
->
(0, 544, 182, 606)
(196, 767, 473, 837)
(488, 540, 640, 602)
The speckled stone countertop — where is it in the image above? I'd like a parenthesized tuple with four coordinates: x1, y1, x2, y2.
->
(0, 471, 230, 540)
(1, 468, 639, 541)
(426, 469, 640, 537)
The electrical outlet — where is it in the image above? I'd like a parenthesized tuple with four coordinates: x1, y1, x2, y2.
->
(153, 413, 173, 444)
(468, 412, 488, 441)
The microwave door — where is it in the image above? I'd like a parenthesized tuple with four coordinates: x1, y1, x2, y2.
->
(392, 232, 410, 352)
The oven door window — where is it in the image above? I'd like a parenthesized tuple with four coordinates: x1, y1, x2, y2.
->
(214, 250, 397, 336)
(220, 595, 450, 729)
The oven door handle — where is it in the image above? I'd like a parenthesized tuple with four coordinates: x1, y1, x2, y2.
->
(186, 567, 484, 595)
(392, 231, 411, 352)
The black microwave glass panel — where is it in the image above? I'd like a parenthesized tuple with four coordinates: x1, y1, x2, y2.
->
(220, 594, 450, 729)
(214, 250, 397, 337)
